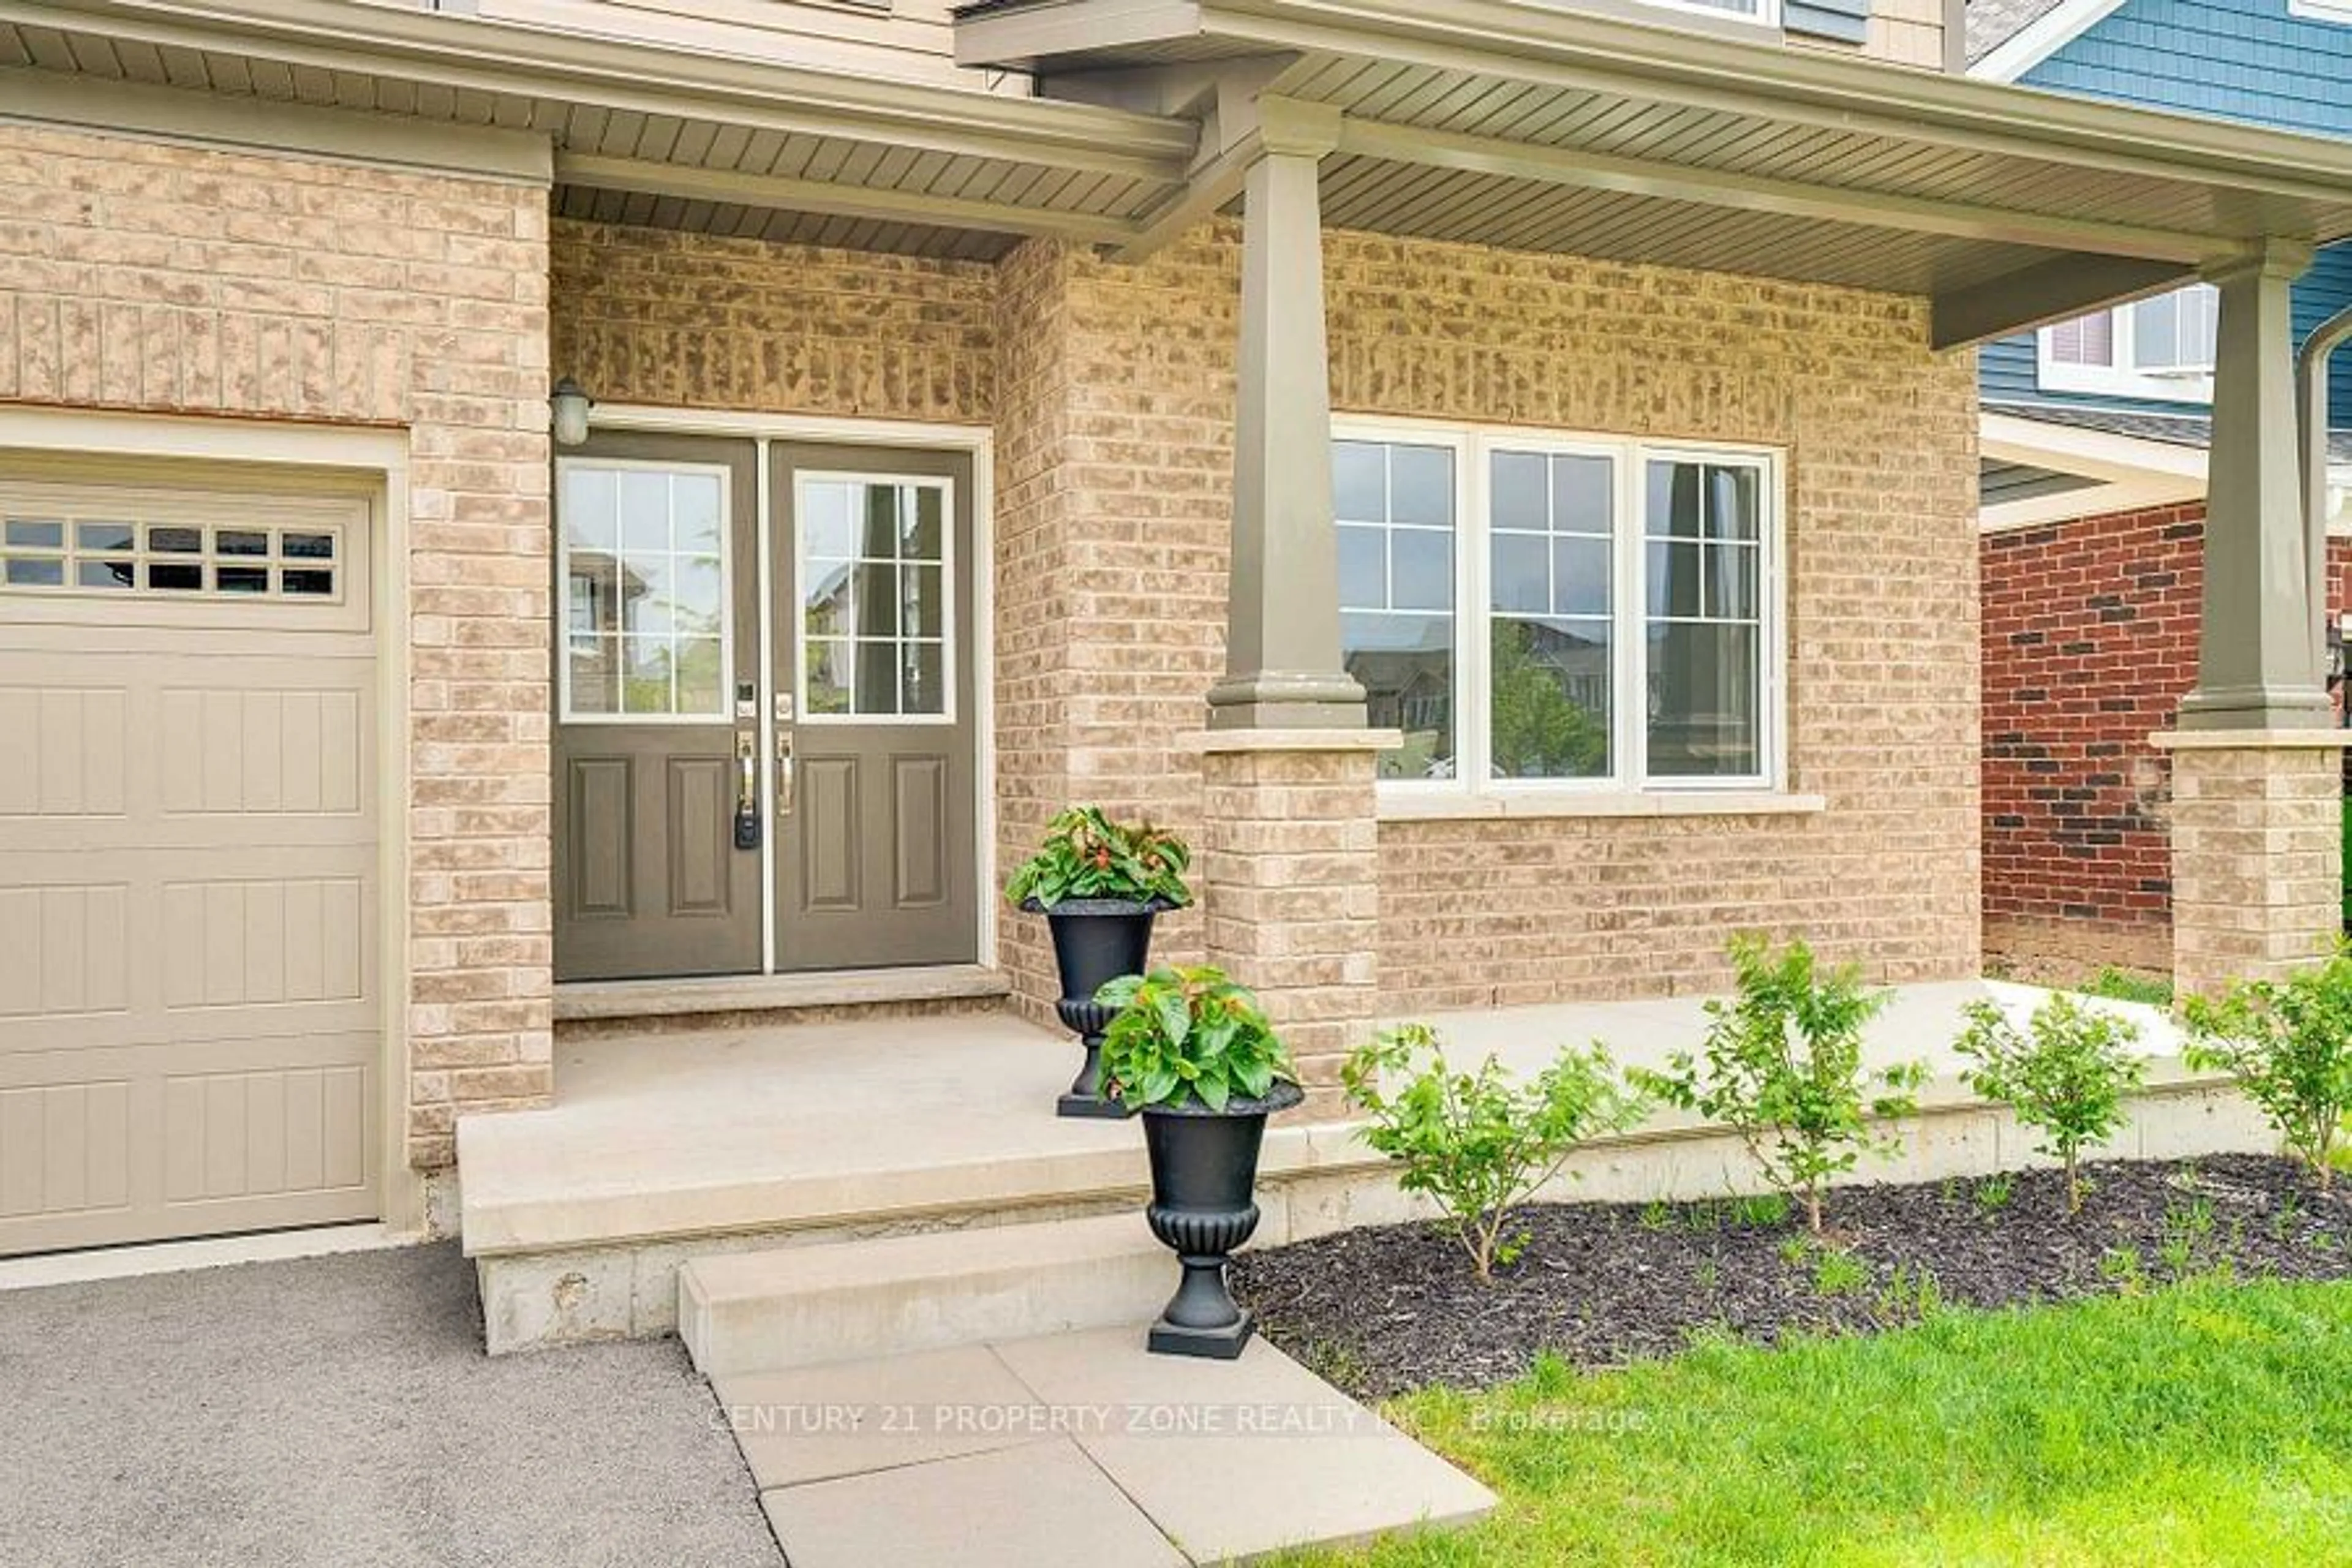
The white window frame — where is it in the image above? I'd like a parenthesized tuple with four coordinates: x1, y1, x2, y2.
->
(555, 455, 737, 726)
(1335, 415, 1786, 805)
(2037, 287, 2218, 404)
(792, 469, 959, 728)
(2290, 0, 2352, 22)
(1635, 0, 1781, 27)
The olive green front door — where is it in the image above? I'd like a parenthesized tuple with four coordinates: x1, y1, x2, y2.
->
(768, 445, 979, 972)
(552, 434, 763, 982)
(552, 434, 979, 982)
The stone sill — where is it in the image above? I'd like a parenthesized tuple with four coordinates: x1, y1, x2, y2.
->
(1378, 789, 1830, 822)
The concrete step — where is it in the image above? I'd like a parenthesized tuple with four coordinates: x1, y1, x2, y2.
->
(678, 1212, 1173, 1376)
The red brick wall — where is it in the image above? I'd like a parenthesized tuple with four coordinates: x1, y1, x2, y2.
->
(1980, 500, 2349, 970)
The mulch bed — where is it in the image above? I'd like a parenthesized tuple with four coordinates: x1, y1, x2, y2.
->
(1231, 1155, 2352, 1399)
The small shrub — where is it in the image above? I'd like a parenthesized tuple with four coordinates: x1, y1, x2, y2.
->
(2182, 944, 2352, 1189)
(1634, 936, 1927, 1234)
(1953, 994, 2146, 1214)
(1341, 1023, 1649, 1282)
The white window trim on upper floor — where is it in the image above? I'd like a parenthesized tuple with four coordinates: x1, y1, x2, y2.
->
(2036, 288, 2218, 406)
(1634, 0, 1782, 31)
(2290, 0, 2352, 22)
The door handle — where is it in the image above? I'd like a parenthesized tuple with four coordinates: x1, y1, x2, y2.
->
(733, 731, 761, 851)
(775, 729, 795, 816)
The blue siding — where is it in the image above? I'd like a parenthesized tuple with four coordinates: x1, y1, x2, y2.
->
(1982, 0, 2352, 418)
(2021, 0, 2352, 136)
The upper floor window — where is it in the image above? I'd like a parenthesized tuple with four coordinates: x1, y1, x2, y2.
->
(2038, 283, 2218, 404)
(2289, 0, 2352, 23)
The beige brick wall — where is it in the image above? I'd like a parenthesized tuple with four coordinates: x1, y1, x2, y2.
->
(998, 221, 1981, 1017)
(550, 218, 995, 421)
(2168, 742, 2345, 1000)
(0, 123, 554, 1170)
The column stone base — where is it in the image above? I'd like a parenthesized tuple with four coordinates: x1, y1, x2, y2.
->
(1191, 728, 1399, 1121)
(2155, 729, 2350, 1000)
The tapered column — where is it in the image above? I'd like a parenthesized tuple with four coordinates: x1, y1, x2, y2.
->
(1205, 108, 1365, 730)
(2179, 238, 2326, 730)
(2160, 236, 2348, 998)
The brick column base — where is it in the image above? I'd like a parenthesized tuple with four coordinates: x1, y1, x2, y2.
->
(2158, 731, 2350, 1000)
(1194, 729, 1398, 1120)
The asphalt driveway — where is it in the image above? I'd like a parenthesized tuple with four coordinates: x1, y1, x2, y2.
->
(0, 1242, 784, 1568)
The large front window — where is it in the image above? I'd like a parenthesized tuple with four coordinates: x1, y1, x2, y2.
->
(1336, 424, 1781, 794)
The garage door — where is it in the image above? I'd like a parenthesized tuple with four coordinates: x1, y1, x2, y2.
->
(0, 467, 380, 1256)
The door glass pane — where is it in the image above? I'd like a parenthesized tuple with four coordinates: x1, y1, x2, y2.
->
(799, 477, 954, 718)
(560, 463, 730, 719)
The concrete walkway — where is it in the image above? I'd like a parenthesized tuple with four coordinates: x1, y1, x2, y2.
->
(714, 1327, 1495, 1566)
(0, 1242, 781, 1568)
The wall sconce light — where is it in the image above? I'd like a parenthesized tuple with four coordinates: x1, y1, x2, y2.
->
(549, 377, 594, 448)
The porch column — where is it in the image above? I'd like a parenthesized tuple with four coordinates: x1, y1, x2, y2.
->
(1197, 107, 1393, 1118)
(2160, 237, 2349, 998)
(1205, 104, 1362, 731)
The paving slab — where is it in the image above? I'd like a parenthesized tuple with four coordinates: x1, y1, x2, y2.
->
(714, 1344, 1047, 1487)
(990, 1327, 1496, 1564)
(760, 1438, 1186, 1568)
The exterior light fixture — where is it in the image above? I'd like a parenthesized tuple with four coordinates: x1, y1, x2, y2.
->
(549, 377, 594, 448)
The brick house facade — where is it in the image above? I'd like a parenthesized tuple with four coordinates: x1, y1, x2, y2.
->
(1, 0, 2344, 1259)
(1982, 501, 2352, 974)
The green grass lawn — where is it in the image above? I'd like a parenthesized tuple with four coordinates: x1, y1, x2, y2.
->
(1281, 1280, 2352, 1567)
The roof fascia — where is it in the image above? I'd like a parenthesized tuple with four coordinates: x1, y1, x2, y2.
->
(6, 0, 1197, 181)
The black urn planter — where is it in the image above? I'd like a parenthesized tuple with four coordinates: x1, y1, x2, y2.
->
(1031, 896, 1163, 1119)
(1139, 1079, 1303, 1359)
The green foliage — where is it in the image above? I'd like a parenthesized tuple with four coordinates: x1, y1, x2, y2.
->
(1096, 965, 1292, 1114)
(2182, 943, 2352, 1189)
(2098, 1246, 2146, 1294)
(1003, 805, 1191, 911)
(1341, 1023, 1649, 1282)
(1974, 1174, 2016, 1215)
(1953, 994, 2146, 1214)
(1633, 936, 1926, 1234)
(1486, 620, 1609, 779)
(2080, 966, 2174, 1008)
(1811, 1246, 1868, 1298)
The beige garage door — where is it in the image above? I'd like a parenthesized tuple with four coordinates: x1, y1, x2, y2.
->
(0, 467, 380, 1256)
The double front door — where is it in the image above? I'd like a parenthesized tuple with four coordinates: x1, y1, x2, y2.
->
(553, 433, 977, 982)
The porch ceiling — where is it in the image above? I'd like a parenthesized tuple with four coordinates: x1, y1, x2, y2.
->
(957, 0, 2352, 344)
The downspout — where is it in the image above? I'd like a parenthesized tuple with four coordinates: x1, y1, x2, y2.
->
(2299, 303, 2352, 682)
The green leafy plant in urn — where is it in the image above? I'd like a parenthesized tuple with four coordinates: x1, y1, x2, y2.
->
(1006, 807, 1193, 1118)
(1099, 965, 1302, 1359)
